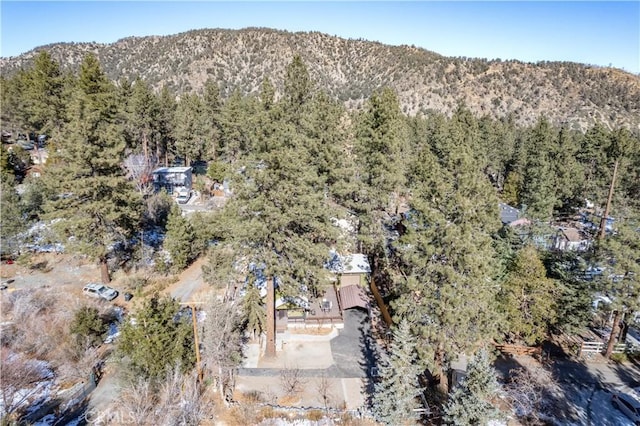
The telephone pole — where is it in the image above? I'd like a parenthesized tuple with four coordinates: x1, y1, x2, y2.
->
(599, 158, 619, 240)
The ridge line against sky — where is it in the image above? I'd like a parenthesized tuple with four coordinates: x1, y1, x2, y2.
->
(1, 1, 639, 74)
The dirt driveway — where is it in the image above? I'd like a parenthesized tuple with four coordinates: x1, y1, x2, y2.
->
(0, 253, 100, 295)
(164, 257, 210, 302)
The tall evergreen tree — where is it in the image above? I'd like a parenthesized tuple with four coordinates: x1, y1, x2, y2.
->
(282, 54, 313, 126)
(0, 165, 23, 258)
(219, 88, 252, 164)
(553, 126, 583, 210)
(443, 349, 501, 426)
(577, 123, 612, 206)
(520, 118, 557, 220)
(43, 54, 141, 283)
(203, 78, 222, 161)
(129, 77, 161, 161)
(393, 128, 501, 392)
(242, 283, 266, 341)
(545, 251, 594, 334)
(157, 85, 177, 164)
(499, 245, 558, 345)
(163, 205, 196, 272)
(173, 93, 208, 165)
(301, 90, 346, 191)
(223, 121, 337, 297)
(355, 87, 408, 215)
(23, 51, 67, 136)
(372, 319, 424, 425)
(596, 219, 640, 358)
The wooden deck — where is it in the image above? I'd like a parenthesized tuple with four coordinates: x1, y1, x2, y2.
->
(304, 285, 342, 323)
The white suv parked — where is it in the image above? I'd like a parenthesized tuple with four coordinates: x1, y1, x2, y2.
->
(83, 283, 118, 301)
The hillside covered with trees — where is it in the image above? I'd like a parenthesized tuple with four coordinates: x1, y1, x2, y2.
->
(1, 28, 639, 132)
(1, 42, 639, 424)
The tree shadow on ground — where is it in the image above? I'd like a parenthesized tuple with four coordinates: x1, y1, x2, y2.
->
(355, 308, 382, 411)
(494, 350, 603, 425)
(611, 357, 640, 387)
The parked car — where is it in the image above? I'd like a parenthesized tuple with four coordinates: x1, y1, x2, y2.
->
(83, 283, 119, 301)
(612, 391, 640, 425)
(176, 188, 191, 204)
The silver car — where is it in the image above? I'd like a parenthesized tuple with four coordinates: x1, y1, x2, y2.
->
(83, 283, 119, 301)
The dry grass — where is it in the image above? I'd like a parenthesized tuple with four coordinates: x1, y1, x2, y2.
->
(289, 326, 334, 335)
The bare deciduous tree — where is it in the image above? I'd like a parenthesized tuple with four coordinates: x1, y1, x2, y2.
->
(123, 154, 157, 196)
(315, 373, 333, 411)
(280, 365, 305, 395)
(115, 377, 157, 424)
(201, 293, 243, 397)
(505, 366, 561, 425)
(156, 368, 207, 425)
(0, 348, 53, 419)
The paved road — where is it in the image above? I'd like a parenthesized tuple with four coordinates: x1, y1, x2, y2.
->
(495, 350, 640, 425)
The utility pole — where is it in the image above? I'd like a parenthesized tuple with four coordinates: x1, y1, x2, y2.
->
(599, 158, 619, 240)
(180, 302, 204, 384)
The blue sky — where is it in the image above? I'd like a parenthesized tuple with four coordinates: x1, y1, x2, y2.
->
(1, 1, 639, 74)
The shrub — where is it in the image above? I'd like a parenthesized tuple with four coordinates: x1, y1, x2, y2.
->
(70, 306, 108, 351)
(610, 353, 628, 364)
(306, 410, 325, 421)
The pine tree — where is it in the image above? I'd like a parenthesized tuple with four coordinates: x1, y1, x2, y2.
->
(282, 54, 313, 126)
(392, 121, 501, 393)
(0, 164, 24, 257)
(520, 118, 557, 220)
(223, 102, 337, 297)
(355, 87, 408, 215)
(173, 93, 208, 165)
(163, 205, 196, 272)
(577, 123, 612, 206)
(129, 77, 161, 161)
(553, 125, 583, 210)
(157, 85, 176, 164)
(545, 251, 594, 334)
(242, 283, 266, 341)
(443, 349, 501, 426)
(23, 51, 67, 136)
(499, 245, 558, 345)
(219, 89, 252, 164)
(70, 306, 108, 351)
(596, 219, 640, 358)
(301, 90, 346, 191)
(43, 54, 142, 283)
(478, 114, 516, 190)
(203, 78, 222, 161)
(118, 294, 195, 380)
(373, 319, 424, 425)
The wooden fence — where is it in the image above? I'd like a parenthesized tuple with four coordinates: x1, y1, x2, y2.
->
(494, 343, 543, 356)
(579, 341, 639, 357)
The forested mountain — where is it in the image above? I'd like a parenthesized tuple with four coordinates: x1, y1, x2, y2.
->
(1, 27, 639, 131)
(2, 32, 640, 424)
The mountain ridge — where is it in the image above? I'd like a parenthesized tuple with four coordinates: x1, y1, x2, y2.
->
(1, 27, 639, 131)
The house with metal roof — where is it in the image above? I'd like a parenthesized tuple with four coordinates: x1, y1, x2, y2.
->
(152, 166, 193, 194)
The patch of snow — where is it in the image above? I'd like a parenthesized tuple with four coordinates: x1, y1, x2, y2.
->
(104, 322, 120, 344)
(325, 251, 370, 274)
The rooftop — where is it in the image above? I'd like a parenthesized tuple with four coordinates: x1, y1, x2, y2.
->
(152, 166, 192, 174)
